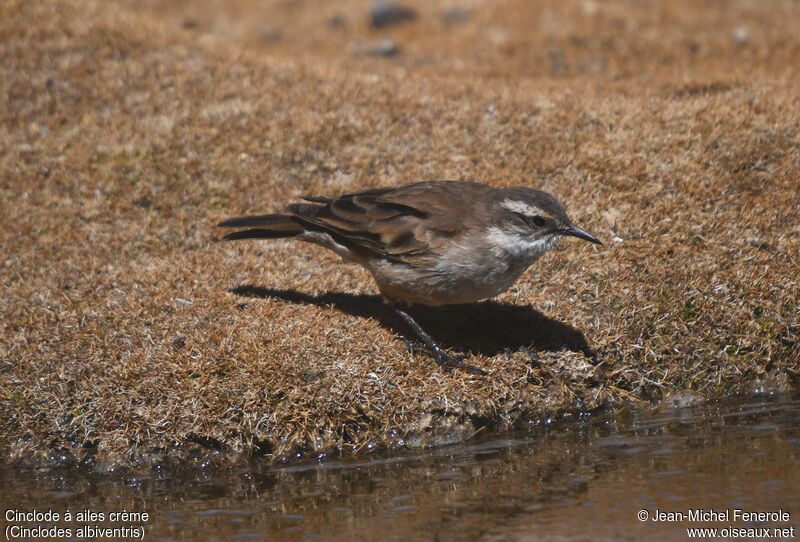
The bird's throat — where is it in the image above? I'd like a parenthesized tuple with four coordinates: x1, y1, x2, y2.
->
(486, 227, 559, 263)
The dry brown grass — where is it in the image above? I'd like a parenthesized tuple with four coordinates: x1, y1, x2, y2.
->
(1, 0, 798, 467)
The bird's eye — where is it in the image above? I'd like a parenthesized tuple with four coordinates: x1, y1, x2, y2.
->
(513, 212, 547, 228)
(531, 215, 546, 227)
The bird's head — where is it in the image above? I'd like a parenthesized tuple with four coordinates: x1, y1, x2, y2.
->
(490, 187, 601, 256)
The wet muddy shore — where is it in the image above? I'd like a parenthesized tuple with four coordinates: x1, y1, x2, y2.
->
(2, 396, 799, 541)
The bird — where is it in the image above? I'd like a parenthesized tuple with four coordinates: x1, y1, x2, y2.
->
(218, 180, 601, 375)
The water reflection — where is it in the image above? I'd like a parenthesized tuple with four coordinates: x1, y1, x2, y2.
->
(2, 398, 798, 541)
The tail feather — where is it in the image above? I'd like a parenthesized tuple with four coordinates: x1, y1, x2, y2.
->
(222, 228, 298, 241)
(217, 213, 304, 241)
(218, 213, 298, 228)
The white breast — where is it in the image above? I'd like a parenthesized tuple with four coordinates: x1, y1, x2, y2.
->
(370, 229, 559, 305)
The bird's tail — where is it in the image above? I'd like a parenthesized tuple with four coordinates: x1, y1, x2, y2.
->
(217, 213, 304, 241)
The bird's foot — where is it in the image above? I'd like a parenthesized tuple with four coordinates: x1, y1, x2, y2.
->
(399, 335, 486, 375)
(430, 346, 488, 376)
(392, 307, 487, 376)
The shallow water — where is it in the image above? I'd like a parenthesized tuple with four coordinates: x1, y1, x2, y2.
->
(2, 397, 799, 541)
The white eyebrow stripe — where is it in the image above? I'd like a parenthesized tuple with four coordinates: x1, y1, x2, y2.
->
(501, 199, 538, 215)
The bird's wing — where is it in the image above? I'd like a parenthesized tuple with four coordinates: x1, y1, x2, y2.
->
(289, 183, 474, 263)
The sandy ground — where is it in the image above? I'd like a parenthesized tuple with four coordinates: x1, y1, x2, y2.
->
(1, 0, 799, 467)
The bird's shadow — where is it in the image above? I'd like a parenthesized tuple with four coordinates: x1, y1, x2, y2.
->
(231, 285, 594, 358)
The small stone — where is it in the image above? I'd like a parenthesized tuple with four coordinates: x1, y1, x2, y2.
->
(261, 28, 281, 42)
(369, 38, 399, 57)
(441, 7, 469, 24)
(370, 2, 417, 28)
(329, 14, 347, 29)
(732, 26, 749, 44)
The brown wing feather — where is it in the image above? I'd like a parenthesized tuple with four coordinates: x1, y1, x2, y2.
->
(288, 182, 488, 263)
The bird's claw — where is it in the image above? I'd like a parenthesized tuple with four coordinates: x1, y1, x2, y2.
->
(399, 335, 486, 375)
(431, 346, 488, 376)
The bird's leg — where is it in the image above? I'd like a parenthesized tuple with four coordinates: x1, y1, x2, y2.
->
(392, 305, 487, 376)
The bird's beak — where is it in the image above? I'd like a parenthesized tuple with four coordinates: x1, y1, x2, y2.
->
(562, 224, 602, 245)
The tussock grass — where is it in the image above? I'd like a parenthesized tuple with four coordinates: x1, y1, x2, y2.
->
(1, 0, 798, 467)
